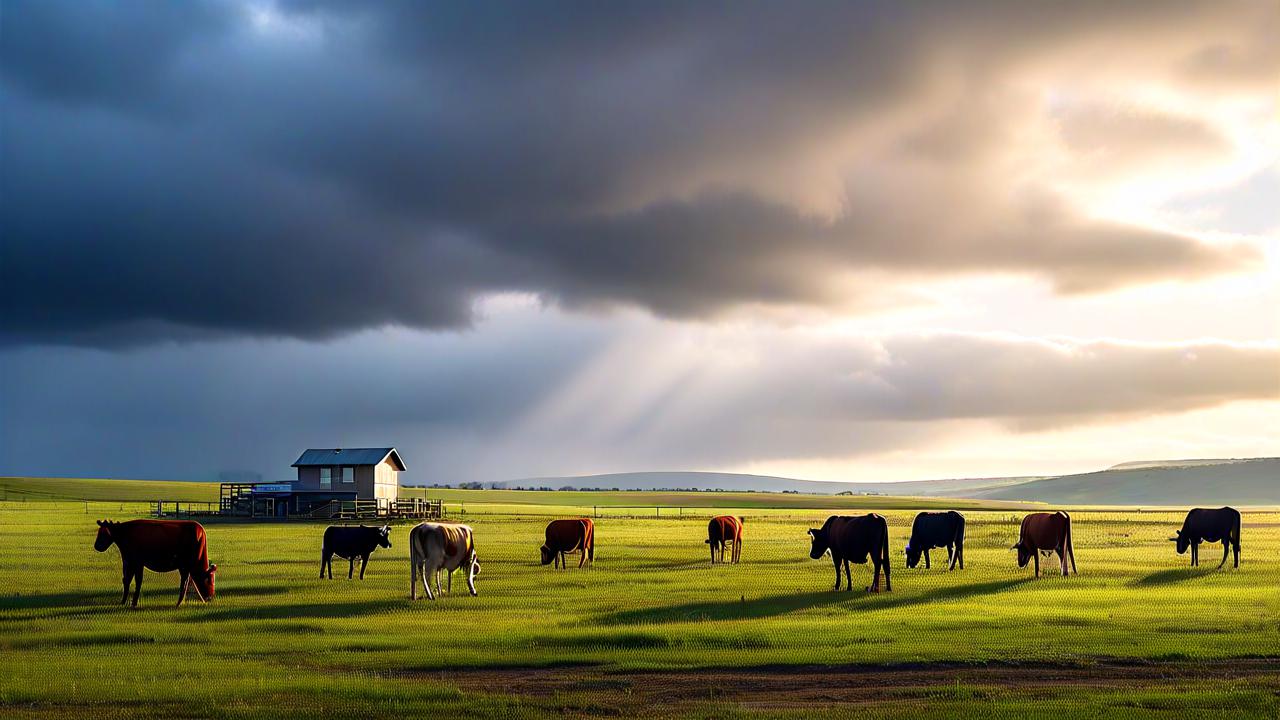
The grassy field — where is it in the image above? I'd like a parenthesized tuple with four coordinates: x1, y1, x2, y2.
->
(1, 481, 1278, 718)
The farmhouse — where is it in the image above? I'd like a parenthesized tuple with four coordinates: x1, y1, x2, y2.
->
(158, 446, 440, 520)
(291, 447, 406, 503)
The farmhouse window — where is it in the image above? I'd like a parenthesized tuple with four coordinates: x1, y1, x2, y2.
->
(320, 467, 331, 487)
(342, 466, 354, 484)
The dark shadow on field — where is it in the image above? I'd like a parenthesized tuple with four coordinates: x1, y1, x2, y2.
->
(188, 598, 406, 622)
(0, 590, 110, 611)
(599, 578, 1030, 625)
(1131, 567, 1214, 586)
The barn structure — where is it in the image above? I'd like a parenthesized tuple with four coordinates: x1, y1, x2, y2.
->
(157, 447, 441, 520)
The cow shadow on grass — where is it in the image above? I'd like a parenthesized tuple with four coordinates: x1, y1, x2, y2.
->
(0, 590, 107, 612)
(187, 598, 406, 622)
(1130, 567, 1215, 587)
(598, 578, 1031, 626)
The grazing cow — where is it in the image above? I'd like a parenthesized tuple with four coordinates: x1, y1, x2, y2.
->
(807, 514, 891, 592)
(1171, 507, 1241, 568)
(1012, 511, 1076, 577)
(540, 518, 595, 569)
(706, 515, 744, 564)
(904, 511, 965, 570)
(93, 519, 217, 607)
(409, 522, 480, 600)
(320, 525, 391, 580)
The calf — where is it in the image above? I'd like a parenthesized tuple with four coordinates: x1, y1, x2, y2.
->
(1171, 507, 1241, 568)
(1012, 511, 1076, 578)
(904, 511, 965, 570)
(93, 519, 217, 607)
(540, 518, 595, 569)
(409, 522, 481, 600)
(808, 514, 891, 592)
(320, 525, 391, 580)
(706, 515, 743, 564)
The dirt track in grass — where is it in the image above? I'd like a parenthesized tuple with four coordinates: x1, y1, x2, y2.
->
(432, 658, 1280, 709)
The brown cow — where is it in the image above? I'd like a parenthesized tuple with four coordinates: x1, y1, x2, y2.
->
(540, 518, 594, 569)
(706, 515, 743, 564)
(1012, 511, 1077, 578)
(93, 519, 217, 607)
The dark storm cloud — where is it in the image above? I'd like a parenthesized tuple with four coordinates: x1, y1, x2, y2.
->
(1, 1, 1272, 346)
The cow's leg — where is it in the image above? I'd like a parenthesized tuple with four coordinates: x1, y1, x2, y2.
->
(410, 560, 418, 600)
(1060, 547, 1069, 577)
(710, 542, 716, 565)
(448, 568, 453, 593)
(422, 563, 436, 601)
(1033, 552, 1040, 578)
(868, 561, 880, 593)
(924, 549, 931, 569)
(844, 560, 853, 592)
(321, 550, 330, 579)
(436, 566, 443, 597)
(957, 540, 964, 570)
(177, 570, 190, 607)
(359, 555, 369, 580)
(348, 557, 355, 580)
(579, 547, 587, 569)
(831, 556, 842, 591)
(1233, 539, 1240, 569)
(131, 569, 143, 607)
(120, 563, 133, 605)
(1218, 540, 1229, 569)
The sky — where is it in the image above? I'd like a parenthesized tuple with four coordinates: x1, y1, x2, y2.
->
(1, 1, 1277, 484)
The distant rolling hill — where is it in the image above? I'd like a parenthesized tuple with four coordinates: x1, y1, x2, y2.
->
(968, 458, 1279, 506)
(505, 458, 1278, 506)
(496, 471, 1037, 497)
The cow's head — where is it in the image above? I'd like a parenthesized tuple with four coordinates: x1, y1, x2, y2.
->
(93, 520, 115, 552)
(538, 544, 554, 565)
(191, 564, 217, 601)
(378, 526, 392, 549)
(1170, 529, 1190, 554)
(807, 528, 829, 559)
(1011, 541, 1032, 568)
(904, 543, 923, 569)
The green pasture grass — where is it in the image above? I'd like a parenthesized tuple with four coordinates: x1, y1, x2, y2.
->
(1, 489, 1277, 717)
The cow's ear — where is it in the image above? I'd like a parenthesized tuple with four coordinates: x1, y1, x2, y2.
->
(1009, 544, 1019, 551)
(1167, 537, 1179, 542)
(208, 564, 218, 573)
(96, 520, 104, 526)
(807, 529, 817, 537)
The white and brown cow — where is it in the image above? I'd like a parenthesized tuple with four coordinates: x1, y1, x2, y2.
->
(409, 522, 480, 600)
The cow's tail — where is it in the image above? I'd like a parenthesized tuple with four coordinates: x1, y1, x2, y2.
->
(586, 520, 595, 564)
(880, 516, 892, 591)
(953, 513, 966, 570)
(1064, 512, 1077, 575)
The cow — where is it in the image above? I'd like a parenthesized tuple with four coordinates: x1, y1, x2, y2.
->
(807, 514, 891, 592)
(1170, 507, 1241, 568)
(706, 515, 743, 564)
(320, 525, 391, 580)
(540, 518, 595, 569)
(1012, 511, 1076, 578)
(409, 522, 480, 600)
(904, 511, 965, 570)
(93, 519, 217, 607)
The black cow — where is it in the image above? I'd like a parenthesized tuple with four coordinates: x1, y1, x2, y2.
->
(807, 514, 891, 592)
(320, 525, 391, 579)
(904, 511, 965, 570)
(1171, 507, 1241, 568)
